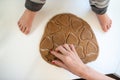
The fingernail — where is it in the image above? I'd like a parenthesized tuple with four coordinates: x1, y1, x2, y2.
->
(50, 49, 53, 51)
(52, 61, 55, 64)
(50, 49, 52, 52)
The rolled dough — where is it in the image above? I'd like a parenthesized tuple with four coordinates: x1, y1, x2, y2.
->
(40, 13, 99, 66)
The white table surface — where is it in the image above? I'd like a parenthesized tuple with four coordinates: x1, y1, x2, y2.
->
(0, 0, 120, 80)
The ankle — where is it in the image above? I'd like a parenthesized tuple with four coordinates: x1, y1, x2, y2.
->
(96, 13, 107, 18)
(25, 9, 37, 15)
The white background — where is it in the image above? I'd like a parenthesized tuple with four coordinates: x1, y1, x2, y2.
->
(0, 0, 120, 80)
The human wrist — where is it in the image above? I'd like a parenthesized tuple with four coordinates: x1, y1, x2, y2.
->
(76, 64, 89, 77)
(77, 65, 94, 79)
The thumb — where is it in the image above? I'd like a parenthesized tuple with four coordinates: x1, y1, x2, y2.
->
(52, 60, 68, 70)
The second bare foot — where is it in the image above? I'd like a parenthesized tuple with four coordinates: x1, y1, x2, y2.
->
(97, 14, 112, 32)
(18, 9, 37, 34)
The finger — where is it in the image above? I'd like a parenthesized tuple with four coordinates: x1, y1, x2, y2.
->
(52, 60, 68, 70)
(69, 44, 77, 53)
(51, 51, 64, 61)
(55, 46, 69, 55)
(63, 44, 71, 52)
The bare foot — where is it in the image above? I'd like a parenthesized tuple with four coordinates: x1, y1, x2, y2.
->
(97, 14, 112, 32)
(18, 9, 37, 34)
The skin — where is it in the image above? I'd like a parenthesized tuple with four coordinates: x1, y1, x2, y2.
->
(50, 44, 114, 80)
(18, 9, 37, 34)
(97, 14, 112, 32)
(18, 9, 112, 34)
